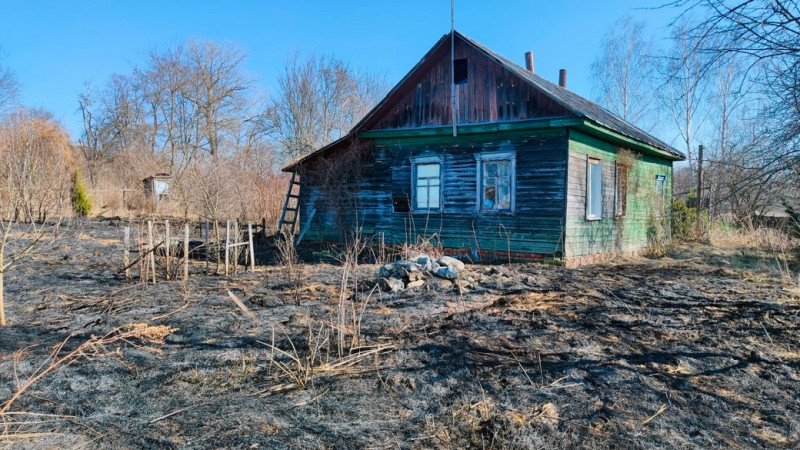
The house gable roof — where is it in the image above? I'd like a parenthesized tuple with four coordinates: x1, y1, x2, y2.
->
(284, 30, 684, 171)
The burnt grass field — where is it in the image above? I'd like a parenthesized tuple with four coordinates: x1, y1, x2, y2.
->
(1, 219, 799, 448)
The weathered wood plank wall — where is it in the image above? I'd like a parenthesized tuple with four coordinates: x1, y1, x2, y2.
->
(299, 130, 568, 258)
(367, 38, 570, 130)
(564, 129, 673, 260)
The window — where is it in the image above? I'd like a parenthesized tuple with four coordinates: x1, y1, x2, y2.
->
(412, 157, 441, 211)
(655, 175, 666, 199)
(454, 58, 468, 85)
(586, 158, 603, 220)
(614, 163, 628, 217)
(477, 152, 515, 213)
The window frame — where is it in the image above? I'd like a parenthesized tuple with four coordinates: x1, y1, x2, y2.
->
(586, 157, 603, 221)
(411, 156, 443, 213)
(655, 175, 666, 200)
(614, 163, 628, 218)
(475, 151, 516, 214)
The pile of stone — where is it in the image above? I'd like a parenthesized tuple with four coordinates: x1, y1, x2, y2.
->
(375, 255, 466, 292)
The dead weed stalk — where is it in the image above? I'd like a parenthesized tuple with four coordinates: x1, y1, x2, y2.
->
(276, 230, 304, 305)
(260, 230, 394, 393)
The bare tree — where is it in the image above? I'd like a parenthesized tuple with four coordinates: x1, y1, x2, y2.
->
(266, 53, 387, 162)
(666, 1, 800, 217)
(592, 16, 659, 130)
(658, 19, 712, 181)
(0, 110, 74, 222)
(0, 47, 20, 116)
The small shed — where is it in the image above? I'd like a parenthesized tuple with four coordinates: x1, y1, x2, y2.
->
(142, 173, 171, 202)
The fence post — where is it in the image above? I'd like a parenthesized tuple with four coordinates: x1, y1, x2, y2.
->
(165, 220, 170, 280)
(204, 220, 209, 272)
(123, 226, 131, 282)
(139, 225, 146, 285)
(184, 223, 190, 281)
(248, 223, 255, 271)
(148, 220, 156, 285)
(225, 221, 230, 276)
(233, 221, 240, 274)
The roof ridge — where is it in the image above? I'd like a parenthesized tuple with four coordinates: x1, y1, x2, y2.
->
(454, 30, 682, 158)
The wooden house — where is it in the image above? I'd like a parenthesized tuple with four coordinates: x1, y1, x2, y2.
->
(280, 31, 685, 266)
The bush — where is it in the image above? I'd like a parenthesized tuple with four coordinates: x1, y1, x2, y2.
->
(71, 169, 92, 217)
(672, 195, 696, 240)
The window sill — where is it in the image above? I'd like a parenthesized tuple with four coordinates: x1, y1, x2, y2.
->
(480, 210, 515, 216)
(586, 216, 602, 221)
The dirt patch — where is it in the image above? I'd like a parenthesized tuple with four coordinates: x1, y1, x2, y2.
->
(1, 220, 799, 448)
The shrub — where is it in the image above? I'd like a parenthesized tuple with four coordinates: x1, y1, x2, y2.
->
(671, 195, 696, 240)
(71, 169, 92, 217)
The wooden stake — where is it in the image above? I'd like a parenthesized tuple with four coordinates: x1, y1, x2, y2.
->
(139, 225, 146, 285)
(224, 221, 230, 276)
(233, 221, 239, 274)
(204, 221, 209, 271)
(165, 220, 171, 280)
(123, 226, 131, 282)
(148, 221, 156, 284)
(183, 223, 189, 281)
(248, 223, 255, 272)
(226, 290, 257, 321)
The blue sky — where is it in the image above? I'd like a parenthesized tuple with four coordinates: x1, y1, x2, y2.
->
(1, 0, 675, 140)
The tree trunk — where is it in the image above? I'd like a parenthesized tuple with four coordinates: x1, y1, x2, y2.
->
(1, 247, 5, 326)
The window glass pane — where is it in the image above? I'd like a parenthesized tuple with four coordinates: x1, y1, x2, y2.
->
(429, 189, 439, 208)
(483, 187, 496, 208)
(417, 163, 439, 178)
(588, 160, 602, 218)
(480, 158, 513, 211)
(497, 186, 510, 209)
(414, 162, 441, 210)
(485, 162, 498, 177)
(497, 161, 509, 177)
(417, 188, 428, 209)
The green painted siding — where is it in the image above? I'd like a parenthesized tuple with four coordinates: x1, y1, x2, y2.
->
(565, 129, 673, 258)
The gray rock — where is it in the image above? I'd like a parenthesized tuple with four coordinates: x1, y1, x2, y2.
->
(375, 277, 405, 292)
(407, 271, 424, 282)
(434, 279, 454, 289)
(435, 266, 458, 280)
(414, 256, 432, 271)
(439, 255, 465, 272)
(406, 279, 425, 289)
(379, 263, 394, 278)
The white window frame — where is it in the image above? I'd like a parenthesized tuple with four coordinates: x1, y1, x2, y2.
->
(411, 156, 442, 212)
(475, 151, 516, 214)
(614, 163, 628, 217)
(586, 157, 603, 221)
(655, 175, 666, 198)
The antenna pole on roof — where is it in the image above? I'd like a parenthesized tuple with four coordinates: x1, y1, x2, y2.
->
(450, 0, 457, 137)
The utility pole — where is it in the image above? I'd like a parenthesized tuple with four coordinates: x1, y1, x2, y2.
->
(696, 144, 704, 235)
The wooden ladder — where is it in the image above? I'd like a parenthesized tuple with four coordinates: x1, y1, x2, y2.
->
(276, 171, 301, 237)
